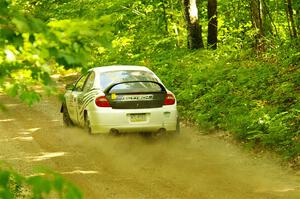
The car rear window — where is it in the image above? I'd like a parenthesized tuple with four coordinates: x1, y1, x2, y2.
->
(100, 70, 161, 93)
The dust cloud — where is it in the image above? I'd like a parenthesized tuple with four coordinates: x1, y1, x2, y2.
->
(1, 94, 300, 198)
(55, 127, 300, 198)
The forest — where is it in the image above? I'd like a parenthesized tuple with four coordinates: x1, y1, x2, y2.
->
(0, 0, 299, 197)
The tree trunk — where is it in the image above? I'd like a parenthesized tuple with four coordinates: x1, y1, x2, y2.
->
(183, 0, 204, 49)
(296, 5, 300, 33)
(250, 0, 265, 50)
(297, 8, 300, 34)
(162, 0, 169, 32)
(286, 0, 298, 38)
(263, 1, 280, 39)
(261, 0, 274, 36)
(207, 0, 217, 49)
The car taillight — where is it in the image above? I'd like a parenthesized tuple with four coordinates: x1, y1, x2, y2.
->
(164, 93, 175, 105)
(95, 96, 111, 107)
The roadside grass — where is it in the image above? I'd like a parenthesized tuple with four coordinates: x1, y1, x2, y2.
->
(94, 45, 300, 164)
(156, 48, 300, 163)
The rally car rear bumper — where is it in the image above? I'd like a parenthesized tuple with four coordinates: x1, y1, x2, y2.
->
(88, 106, 178, 134)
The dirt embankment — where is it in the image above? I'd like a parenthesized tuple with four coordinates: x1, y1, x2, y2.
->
(1, 93, 300, 199)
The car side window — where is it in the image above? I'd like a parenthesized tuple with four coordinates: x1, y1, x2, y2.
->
(83, 72, 95, 92)
(73, 74, 88, 92)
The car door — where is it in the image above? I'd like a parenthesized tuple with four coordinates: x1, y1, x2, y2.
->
(68, 74, 88, 124)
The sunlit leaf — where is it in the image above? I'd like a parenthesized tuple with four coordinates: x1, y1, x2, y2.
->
(19, 91, 41, 106)
(65, 184, 83, 199)
(7, 84, 19, 97)
(12, 16, 30, 33)
(0, 171, 10, 187)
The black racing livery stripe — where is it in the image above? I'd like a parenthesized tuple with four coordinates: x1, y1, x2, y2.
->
(79, 90, 100, 116)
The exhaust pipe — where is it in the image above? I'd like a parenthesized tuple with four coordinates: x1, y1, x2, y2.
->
(154, 128, 166, 137)
(110, 128, 120, 136)
(157, 128, 166, 134)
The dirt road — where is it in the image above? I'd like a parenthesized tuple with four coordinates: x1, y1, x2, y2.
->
(1, 93, 300, 199)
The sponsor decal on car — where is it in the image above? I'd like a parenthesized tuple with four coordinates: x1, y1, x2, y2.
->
(111, 93, 117, 100)
(120, 94, 154, 101)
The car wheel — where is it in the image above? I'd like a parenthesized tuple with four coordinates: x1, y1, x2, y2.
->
(62, 104, 74, 127)
(84, 112, 92, 134)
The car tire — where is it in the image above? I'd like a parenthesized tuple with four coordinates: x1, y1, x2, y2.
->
(62, 104, 74, 127)
(84, 112, 92, 134)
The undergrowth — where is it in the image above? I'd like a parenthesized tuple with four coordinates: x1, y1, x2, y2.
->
(96, 41, 300, 161)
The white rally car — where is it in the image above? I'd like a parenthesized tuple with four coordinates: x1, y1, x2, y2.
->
(61, 65, 179, 135)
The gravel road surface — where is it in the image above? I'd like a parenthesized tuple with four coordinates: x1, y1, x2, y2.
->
(1, 93, 300, 199)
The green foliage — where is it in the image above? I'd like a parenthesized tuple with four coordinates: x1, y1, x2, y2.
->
(1, 0, 299, 162)
(0, 0, 113, 106)
(96, 38, 300, 159)
(82, 0, 299, 158)
(0, 168, 82, 199)
(158, 49, 299, 159)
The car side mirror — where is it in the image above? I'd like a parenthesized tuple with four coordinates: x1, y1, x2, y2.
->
(65, 83, 75, 90)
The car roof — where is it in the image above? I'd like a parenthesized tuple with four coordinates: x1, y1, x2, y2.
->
(90, 65, 152, 73)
